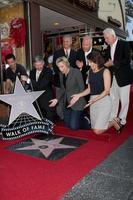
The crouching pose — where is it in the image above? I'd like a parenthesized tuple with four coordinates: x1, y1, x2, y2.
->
(68, 51, 121, 134)
(49, 56, 90, 130)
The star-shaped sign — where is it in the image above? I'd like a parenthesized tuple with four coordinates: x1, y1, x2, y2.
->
(16, 137, 76, 158)
(98, 38, 102, 43)
(102, 43, 108, 50)
(0, 77, 44, 125)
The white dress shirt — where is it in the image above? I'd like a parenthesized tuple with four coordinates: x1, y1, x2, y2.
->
(110, 39, 118, 61)
(36, 70, 42, 82)
(64, 48, 70, 58)
(85, 47, 92, 65)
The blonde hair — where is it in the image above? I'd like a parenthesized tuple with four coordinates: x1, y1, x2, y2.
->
(56, 56, 70, 67)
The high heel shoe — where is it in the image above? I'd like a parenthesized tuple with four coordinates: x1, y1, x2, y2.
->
(112, 118, 124, 134)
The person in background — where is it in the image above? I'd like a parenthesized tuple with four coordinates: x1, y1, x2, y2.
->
(53, 34, 77, 87)
(49, 56, 90, 130)
(68, 51, 121, 134)
(103, 28, 133, 130)
(47, 55, 56, 99)
(76, 35, 94, 87)
(29, 55, 56, 121)
(4, 53, 28, 93)
(76, 35, 98, 121)
(47, 55, 55, 75)
(43, 49, 53, 66)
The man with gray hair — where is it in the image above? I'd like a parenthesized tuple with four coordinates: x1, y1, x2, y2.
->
(103, 28, 133, 131)
(29, 55, 56, 121)
(53, 34, 77, 87)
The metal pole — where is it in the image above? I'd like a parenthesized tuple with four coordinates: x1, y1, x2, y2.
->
(0, 25, 4, 94)
(27, 0, 32, 70)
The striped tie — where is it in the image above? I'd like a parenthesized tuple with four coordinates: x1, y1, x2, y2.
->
(65, 49, 68, 58)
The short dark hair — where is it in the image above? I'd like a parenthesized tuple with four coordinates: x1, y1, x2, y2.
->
(87, 50, 105, 68)
(5, 53, 16, 61)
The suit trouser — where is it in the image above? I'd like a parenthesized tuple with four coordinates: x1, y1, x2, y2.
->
(110, 76, 131, 125)
(56, 87, 64, 120)
(64, 108, 91, 130)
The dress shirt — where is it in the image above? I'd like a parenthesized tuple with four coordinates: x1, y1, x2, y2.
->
(36, 70, 42, 81)
(85, 47, 92, 65)
(110, 39, 118, 61)
(64, 48, 70, 58)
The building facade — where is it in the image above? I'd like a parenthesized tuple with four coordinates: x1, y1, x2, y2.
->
(0, 0, 127, 70)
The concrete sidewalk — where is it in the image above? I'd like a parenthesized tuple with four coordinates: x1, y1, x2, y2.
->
(62, 136, 133, 200)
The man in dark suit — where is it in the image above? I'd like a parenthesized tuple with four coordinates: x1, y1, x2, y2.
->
(76, 35, 93, 87)
(103, 28, 133, 128)
(53, 34, 77, 87)
(76, 35, 98, 121)
(30, 55, 56, 121)
(53, 35, 77, 119)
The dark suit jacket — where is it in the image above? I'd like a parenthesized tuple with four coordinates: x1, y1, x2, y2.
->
(29, 67, 54, 110)
(53, 48, 77, 87)
(57, 67, 86, 111)
(105, 40, 133, 87)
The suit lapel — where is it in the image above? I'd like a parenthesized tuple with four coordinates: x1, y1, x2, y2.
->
(38, 68, 44, 81)
(66, 68, 72, 87)
(107, 46, 111, 59)
(69, 49, 72, 59)
(81, 49, 86, 66)
(62, 49, 66, 57)
(33, 69, 37, 80)
(114, 40, 120, 61)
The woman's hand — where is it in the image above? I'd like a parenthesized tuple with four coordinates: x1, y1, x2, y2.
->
(67, 94, 80, 108)
(49, 99, 58, 107)
(84, 98, 96, 108)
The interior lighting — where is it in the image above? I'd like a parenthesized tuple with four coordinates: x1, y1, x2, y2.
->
(54, 22, 59, 26)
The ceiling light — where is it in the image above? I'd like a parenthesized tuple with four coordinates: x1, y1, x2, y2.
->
(2, 0, 9, 4)
(54, 22, 59, 26)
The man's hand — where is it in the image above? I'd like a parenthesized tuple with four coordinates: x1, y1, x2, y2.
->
(104, 59, 113, 68)
(49, 99, 58, 107)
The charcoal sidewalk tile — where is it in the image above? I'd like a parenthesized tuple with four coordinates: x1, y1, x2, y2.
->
(62, 171, 133, 200)
(62, 136, 133, 200)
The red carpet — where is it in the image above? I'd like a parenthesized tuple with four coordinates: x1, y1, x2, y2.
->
(0, 86, 133, 200)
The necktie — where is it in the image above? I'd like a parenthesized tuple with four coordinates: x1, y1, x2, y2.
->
(65, 49, 68, 58)
(36, 70, 41, 82)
